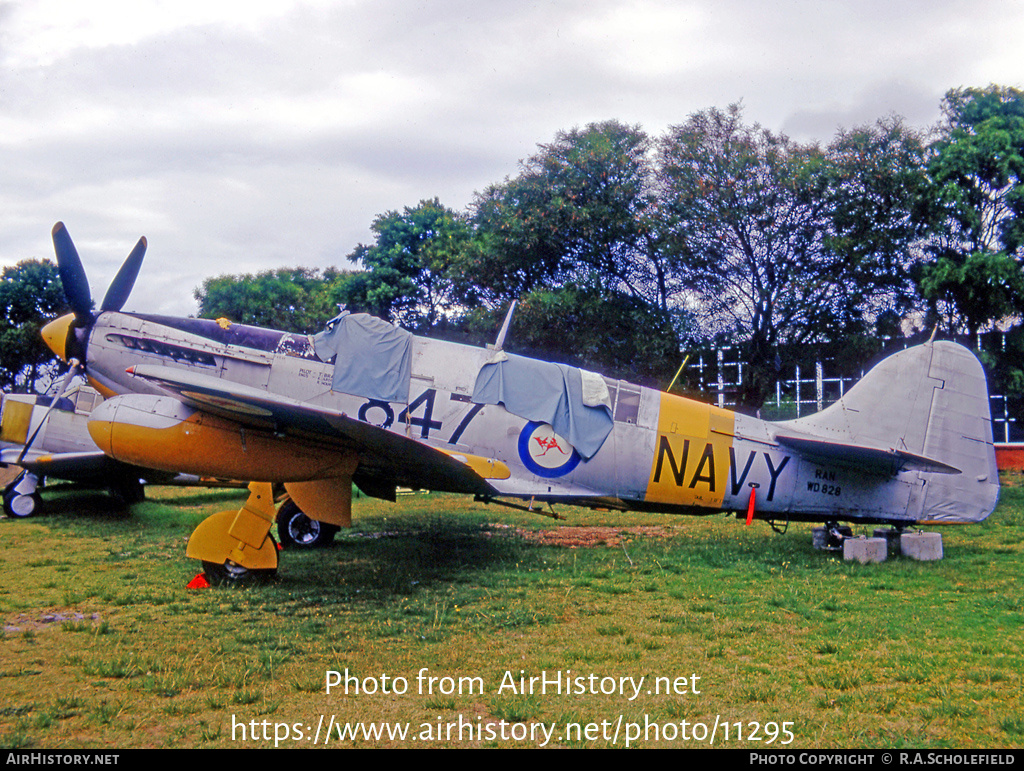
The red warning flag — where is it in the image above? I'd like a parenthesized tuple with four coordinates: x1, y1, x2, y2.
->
(187, 573, 211, 589)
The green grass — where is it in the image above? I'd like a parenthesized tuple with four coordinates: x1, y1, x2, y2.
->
(0, 479, 1021, 748)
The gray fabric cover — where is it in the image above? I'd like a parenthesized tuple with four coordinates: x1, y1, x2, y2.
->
(313, 313, 412, 403)
(472, 352, 613, 459)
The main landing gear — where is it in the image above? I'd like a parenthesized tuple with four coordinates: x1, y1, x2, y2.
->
(275, 499, 339, 548)
(186, 482, 279, 585)
(186, 477, 352, 584)
(3, 471, 42, 518)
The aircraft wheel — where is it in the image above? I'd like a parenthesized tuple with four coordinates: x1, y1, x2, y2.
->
(276, 500, 338, 548)
(202, 559, 277, 586)
(2, 482, 16, 513)
(111, 478, 146, 507)
(3, 490, 42, 518)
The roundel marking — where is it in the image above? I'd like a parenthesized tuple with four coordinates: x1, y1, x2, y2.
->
(518, 421, 580, 478)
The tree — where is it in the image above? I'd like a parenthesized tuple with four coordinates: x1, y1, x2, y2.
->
(918, 85, 1024, 335)
(469, 121, 676, 309)
(194, 267, 341, 334)
(463, 122, 686, 374)
(464, 285, 683, 387)
(824, 115, 932, 331)
(0, 259, 69, 392)
(332, 199, 473, 332)
(657, 105, 929, 411)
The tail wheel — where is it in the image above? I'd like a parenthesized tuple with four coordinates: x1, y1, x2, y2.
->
(276, 500, 339, 548)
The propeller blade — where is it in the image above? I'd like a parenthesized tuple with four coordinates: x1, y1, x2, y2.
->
(51, 222, 94, 323)
(100, 236, 147, 312)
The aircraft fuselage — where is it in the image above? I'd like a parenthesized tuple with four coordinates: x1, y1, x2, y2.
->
(67, 310, 998, 528)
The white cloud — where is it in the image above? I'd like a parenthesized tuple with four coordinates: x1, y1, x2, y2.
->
(0, 0, 1022, 316)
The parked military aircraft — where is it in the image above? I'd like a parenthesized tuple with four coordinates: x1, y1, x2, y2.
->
(0, 382, 249, 517)
(39, 223, 999, 582)
(0, 383, 138, 516)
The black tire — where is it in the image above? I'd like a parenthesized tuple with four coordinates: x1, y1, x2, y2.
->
(110, 478, 146, 507)
(276, 500, 339, 549)
(201, 559, 277, 586)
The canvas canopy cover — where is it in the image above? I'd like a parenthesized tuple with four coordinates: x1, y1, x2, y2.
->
(472, 351, 613, 459)
(315, 313, 613, 460)
(313, 312, 413, 403)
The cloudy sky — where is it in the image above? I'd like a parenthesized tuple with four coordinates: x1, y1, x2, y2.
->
(1, 0, 1021, 317)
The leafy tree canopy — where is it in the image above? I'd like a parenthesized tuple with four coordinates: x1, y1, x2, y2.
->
(657, 105, 928, 409)
(464, 285, 683, 387)
(0, 259, 69, 392)
(919, 85, 1024, 334)
(469, 121, 673, 309)
(194, 267, 341, 334)
(332, 198, 473, 332)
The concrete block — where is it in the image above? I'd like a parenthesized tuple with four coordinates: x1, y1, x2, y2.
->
(900, 531, 943, 561)
(843, 536, 887, 564)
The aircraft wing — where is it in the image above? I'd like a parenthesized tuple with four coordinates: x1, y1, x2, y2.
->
(124, 365, 505, 495)
(772, 431, 961, 476)
(0, 447, 117, 478)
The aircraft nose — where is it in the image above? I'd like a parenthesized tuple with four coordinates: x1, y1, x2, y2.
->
(41, 313, 75, 361)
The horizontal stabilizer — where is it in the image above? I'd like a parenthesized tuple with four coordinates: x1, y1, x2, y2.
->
(773, 432, 961, 476)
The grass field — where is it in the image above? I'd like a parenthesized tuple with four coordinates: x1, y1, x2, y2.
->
(1, 477, 1022, 749)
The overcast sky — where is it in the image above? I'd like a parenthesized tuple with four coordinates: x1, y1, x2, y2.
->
(1, 0, 1021, 317)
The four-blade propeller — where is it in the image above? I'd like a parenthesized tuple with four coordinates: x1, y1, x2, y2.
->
(23, 223, 149, 460)
(51, 221, 147, 323)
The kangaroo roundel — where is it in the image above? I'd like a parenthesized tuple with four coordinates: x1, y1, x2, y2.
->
(518, 421, 581, 478)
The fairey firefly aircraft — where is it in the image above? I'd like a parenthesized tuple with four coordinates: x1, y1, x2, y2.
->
(40, 223, 999, 582)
